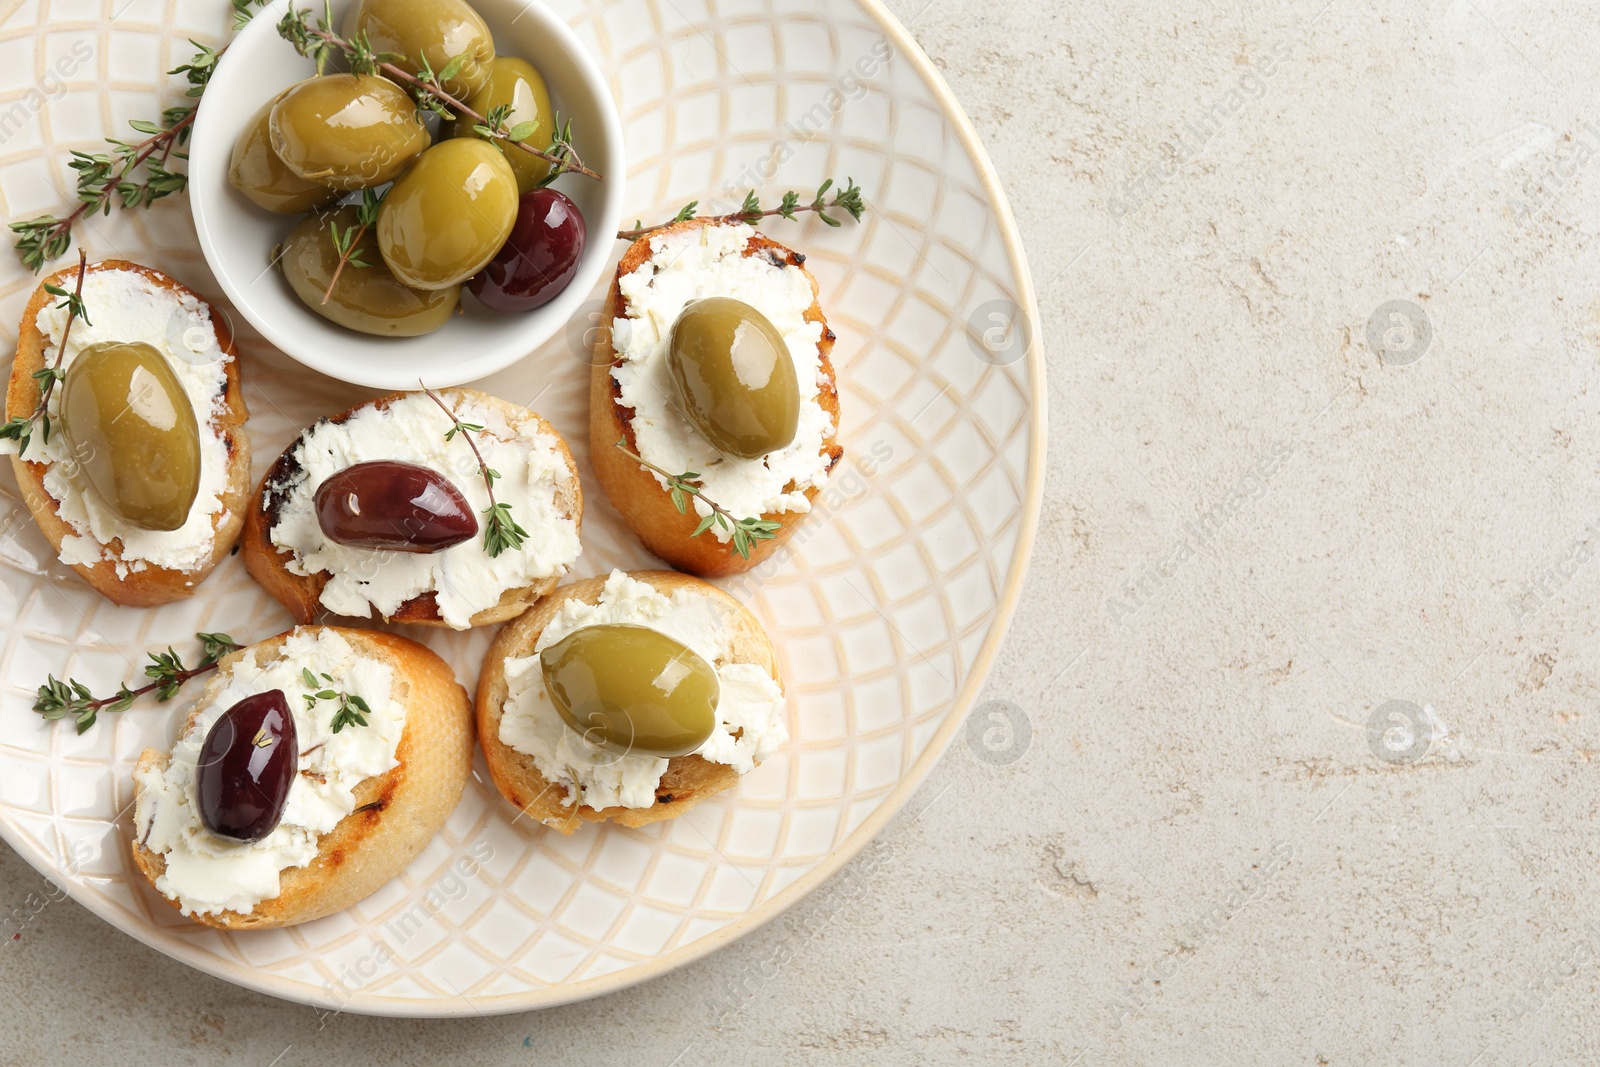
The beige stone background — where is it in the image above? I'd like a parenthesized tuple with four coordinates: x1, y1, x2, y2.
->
(5, 0, 1600, 1062)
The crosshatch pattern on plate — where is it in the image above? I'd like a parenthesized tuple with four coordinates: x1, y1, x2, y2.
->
(0, 0, 1039, 1011)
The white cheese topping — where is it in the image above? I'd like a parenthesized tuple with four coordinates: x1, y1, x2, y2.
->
(497, 570, 787, 809)
(267, 391, 581, 629)
(610, 223, 833, 539)
(0, 269, 233, 576)
(132, 628, 405, 918)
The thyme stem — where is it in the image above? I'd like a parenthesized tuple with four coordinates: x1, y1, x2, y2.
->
(421, 385, 528, 557)
(1, 251, 89, 457)
(617, 178, 864, 241)
(33, 632, 243, 734)
(282, 10, 600, 181)
(612, 439, 781, 558)
(321, 227, 365, 304)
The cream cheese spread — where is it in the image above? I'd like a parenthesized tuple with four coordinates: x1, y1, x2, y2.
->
(497, 569, 787, 809)
(266, 391, 581, 629)
(610, 223, 833, 540)
(132, 628, 405, 918)
(0, 268, 234, 576)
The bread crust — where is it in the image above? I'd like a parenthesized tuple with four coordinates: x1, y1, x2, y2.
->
(241, 387, 582, 628)
(5, 260, 251, 606)
(130, 625, 474, 930)
(588, 220, 842, 578)
(475, 569, 783, 833)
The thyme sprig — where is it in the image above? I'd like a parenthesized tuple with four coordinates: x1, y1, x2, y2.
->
(321, 187, 386, 304)
(612, 440, 781, 559)
(300, 669, 370, 733)
(467, 101, 572, 185)
(277, 3, 600, 181)
(8, 2, 273, 271)
(422, 386, 529, 558)
(472, 102, 538, 146)
(0, 251, 89, 458)
(33, 632, 243, 734)
(231, 0, 271, 27)
(617, 178, 865, 241)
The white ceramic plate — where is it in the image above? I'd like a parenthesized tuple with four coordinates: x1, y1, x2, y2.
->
(0, 0, 1043, 1015)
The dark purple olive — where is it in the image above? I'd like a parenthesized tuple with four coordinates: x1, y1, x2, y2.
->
(468, 187, 586, 313)
(314, 460, 477, 552)
(196, 690, 297, 843)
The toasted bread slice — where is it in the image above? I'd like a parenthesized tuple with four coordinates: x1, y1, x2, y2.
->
(589, 220, 842, 578)
(476, 569, 783, 833)
(242, 387, 582, 628)
(6, 260, 250, 606)
(131, 625, 474, 930)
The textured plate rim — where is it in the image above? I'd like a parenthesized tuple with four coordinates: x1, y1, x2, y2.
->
(0, 0, 1047, 1017)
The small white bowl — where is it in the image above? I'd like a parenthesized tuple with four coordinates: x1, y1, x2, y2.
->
(190, 0, 625, 389)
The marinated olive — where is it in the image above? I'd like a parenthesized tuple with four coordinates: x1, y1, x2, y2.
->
(468, 187, 586, 312)
(666, 298, 800, 459)
(269, 74, 428, 191)
(280, 207, 461, 336)
(314, 460, 477, 552)
(451, 57, 554, 193)
(343, 0, 495, 100)
(540, 624, 719, 758)
(59, 341, 201, 532)
(376, 139, 518, 290)
(228, 93, 341, 213)
(196, 689, 297, 843)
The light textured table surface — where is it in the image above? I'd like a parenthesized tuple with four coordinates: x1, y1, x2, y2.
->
(6, 0, 1600, 1063)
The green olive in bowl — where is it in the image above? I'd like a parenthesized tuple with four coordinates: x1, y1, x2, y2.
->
(342, 0, 496, 100)
(269, 74, 429, 191)
(376, 139, 518, 290)
(451, 57, 555, 193)
(279, 207, 461, 337)
(228, 93, 340, 213)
